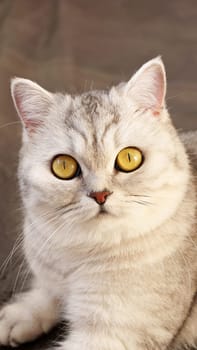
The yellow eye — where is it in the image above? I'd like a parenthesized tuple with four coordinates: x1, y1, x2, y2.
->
(51, 155, 81, 180)
(115, 147, 143, 172)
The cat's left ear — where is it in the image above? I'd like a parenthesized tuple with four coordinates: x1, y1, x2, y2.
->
(11, 78, 53, 134)
(124, 57, 166, 114)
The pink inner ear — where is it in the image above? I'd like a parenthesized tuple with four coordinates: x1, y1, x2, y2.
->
(23, 118, 42, 133)
(129, 59, 166, 116)
(14, 87, 42, 133)
(153, 110, 161, 116)
(153, 66, 165, 112)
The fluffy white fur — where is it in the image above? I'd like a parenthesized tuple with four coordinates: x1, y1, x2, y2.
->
(0, 57, 196, 349)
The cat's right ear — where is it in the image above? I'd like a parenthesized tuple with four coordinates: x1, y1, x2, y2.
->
(11, 78, 53, 135)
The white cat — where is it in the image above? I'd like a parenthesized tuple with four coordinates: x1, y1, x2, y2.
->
(0, 57, 196, 350)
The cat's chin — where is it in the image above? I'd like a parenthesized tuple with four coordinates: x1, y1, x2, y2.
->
(91, 205, 116, 220)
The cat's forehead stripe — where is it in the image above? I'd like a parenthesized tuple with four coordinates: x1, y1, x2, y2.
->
(65, 92, 120, 153)
(81, 93, 101, 116)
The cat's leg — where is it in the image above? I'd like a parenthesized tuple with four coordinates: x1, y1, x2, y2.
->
(0, 286, 61, 347)
(172, 300, 197, 350)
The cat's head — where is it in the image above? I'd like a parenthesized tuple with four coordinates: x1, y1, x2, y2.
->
(11, 57, 189, 241)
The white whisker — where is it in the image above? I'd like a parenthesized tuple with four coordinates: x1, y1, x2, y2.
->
(0, 121, 21, 130)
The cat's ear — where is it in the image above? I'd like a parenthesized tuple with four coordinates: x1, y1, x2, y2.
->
(124, 57, 166, 114)
(11, 78, 53, 134)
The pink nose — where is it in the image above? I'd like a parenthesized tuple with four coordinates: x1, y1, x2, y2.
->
(89, 191, 111, 205)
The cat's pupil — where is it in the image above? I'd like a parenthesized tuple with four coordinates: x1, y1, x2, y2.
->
(128, 153, 131, 162)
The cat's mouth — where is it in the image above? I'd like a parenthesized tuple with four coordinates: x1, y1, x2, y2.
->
(96, 205, 110, 217)
(99, 205, 108, 214)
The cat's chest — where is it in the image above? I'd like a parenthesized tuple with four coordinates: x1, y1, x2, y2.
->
(32, 244, 194, 300)
(63, 256, 193, 331)
(27, 235, 195, 332)
(25, 221, 197, 309)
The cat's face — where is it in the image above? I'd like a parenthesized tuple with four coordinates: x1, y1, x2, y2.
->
(11, 57, 189, 242)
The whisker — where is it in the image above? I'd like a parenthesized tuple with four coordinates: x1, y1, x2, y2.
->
(3, 209, 61, 292)
(127, 194, 151, 198)
(11, 203, 94, 291)
(0, 121, 21, 130)
(56, 202, 79, 213)
(18, 264, 32, 294)
(0, 234, 23, 277)
(132, 200, 153, 206)
(120, 199, 154, 206)
(12, 256, 27, 294)
(29, 217, 67, 263)
(16, 214, 63, 293)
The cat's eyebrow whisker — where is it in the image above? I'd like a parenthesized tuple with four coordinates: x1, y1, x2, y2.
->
(0, 121, 21, 130)
(89, 80, 94, 90)
(166, 93, 186, 101)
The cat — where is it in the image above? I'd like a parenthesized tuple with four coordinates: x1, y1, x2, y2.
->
(0, 57, 196, 350)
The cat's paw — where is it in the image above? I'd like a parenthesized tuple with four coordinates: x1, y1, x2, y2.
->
(0, 302, 46, 347)
(0, 289, 60, 347)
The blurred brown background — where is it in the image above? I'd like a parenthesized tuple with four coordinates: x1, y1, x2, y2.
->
(0, 0, 196, 349)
